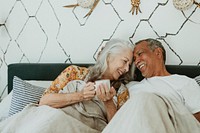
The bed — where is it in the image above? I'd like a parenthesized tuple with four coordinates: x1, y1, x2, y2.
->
(0, 63, 200, 123)
(7, 63, 200, 93)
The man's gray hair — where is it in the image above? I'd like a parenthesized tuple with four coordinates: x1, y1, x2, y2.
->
(135, 38, 166, 63)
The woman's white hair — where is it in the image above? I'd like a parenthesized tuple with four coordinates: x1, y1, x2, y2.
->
(85, 38, 134, 83)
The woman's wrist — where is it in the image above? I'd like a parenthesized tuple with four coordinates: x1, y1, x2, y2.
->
(77, 91, 84, 101)
(104, 98, 116, 108)
(65, 92, 84, 105)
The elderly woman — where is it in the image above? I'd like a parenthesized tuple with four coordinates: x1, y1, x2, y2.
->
(0, 39, 134, 133)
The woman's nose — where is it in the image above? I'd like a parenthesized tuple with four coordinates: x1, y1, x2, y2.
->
(124, 64, 129, 72)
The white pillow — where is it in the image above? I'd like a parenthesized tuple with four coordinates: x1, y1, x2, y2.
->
(26, 80, 52, 88)
(0, 91, 12, 122)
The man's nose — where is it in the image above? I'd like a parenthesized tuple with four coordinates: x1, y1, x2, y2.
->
(134, 58, 139, 66)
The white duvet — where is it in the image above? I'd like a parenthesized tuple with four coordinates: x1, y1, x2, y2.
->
(0, 80, 107, 133)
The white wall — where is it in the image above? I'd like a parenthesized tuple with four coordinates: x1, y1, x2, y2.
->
(0, 0, 200, 98)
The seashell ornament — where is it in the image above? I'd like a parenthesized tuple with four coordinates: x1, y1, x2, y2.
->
(63, 0, 100, 18)
(77, 0, 95, 8)
(173, 0, 194, 10)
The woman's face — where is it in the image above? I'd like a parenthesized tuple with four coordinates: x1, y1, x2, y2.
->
(103, 48, 133, 80)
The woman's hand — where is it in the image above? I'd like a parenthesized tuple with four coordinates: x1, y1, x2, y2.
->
(81, 82, 96, 101)
(96, 83, 117, 122)
(96, 83, 116, 102)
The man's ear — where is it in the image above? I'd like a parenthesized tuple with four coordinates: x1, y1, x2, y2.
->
(155, 48, 163, 58)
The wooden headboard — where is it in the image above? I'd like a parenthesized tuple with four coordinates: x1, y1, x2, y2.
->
(8, 63, 200, 93)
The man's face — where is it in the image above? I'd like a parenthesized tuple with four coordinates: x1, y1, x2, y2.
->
(133, 41, 159, 78)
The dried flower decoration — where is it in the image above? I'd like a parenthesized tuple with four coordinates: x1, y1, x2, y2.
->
(130, 0, 142, 15)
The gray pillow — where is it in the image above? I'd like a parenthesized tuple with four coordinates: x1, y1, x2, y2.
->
(8, 76, 46, 116)
(194, 75, 200, 86)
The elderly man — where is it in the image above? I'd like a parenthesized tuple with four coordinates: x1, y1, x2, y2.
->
(102, 38, 200, 133)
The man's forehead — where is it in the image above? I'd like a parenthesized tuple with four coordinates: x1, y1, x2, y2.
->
(134, 42, 148, 52)
(135, 41, 147, 47)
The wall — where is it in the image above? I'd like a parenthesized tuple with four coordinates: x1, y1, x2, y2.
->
(0, 0, 200, 98)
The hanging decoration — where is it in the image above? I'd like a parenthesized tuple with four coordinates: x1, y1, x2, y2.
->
(129, 0, 142, 15)
(63, 0, 100, 18)
(173, 0, 200, 10)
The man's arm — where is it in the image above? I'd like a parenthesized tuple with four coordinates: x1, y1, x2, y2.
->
(193, 112, 200, 122)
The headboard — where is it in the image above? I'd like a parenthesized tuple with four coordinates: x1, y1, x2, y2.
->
(8, 63, 200, 93)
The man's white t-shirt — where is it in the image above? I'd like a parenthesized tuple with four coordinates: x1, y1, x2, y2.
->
(129, 74, 200, 114)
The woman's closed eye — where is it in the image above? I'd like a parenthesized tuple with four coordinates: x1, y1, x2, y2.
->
(122, 59, 128, 65)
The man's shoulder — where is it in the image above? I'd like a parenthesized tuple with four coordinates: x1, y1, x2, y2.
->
(146, 74, 192, 82)
(168, 74, 195, 84)
(171, 74, 192, 79)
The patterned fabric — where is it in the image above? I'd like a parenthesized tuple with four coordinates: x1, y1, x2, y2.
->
(9, 76, 46, 116)
(117, 85, 129, 109)
(116, 81, 139, 109)
(44, 65, 89, 94)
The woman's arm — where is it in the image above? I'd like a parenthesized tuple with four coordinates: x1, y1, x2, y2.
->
(96, 85, 117, 122)
(39, 92, 84, 108)
(39, 82, 96, 108)
(103, 99, 117, 122)
(43, 65, 89, 94)
(39, 65, 92, 108)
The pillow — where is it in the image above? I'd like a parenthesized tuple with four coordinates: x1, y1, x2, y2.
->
(0, 80, 51, 121)
(26, 80, 52, 88)
(194, 75, 200, 86)
(8, 76, 46, 116)
(0, 91, 13, 121)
